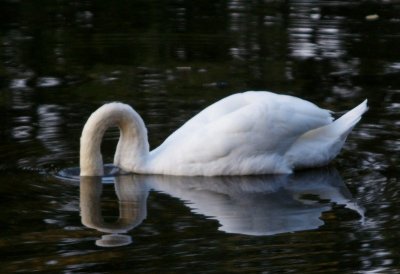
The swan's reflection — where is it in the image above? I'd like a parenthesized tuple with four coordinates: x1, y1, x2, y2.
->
(80, 168, 363, 246)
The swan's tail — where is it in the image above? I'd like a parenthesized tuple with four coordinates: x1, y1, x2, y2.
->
(327, 99, 368, 137)
(286, 100, 368, 169)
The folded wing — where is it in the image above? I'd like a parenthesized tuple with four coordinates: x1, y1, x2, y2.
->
(150, 91, 334, 175)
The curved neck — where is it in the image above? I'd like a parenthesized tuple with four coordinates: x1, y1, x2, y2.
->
(80, 103, 149, 176)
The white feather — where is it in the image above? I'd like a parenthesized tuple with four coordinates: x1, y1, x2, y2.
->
(80, 91, 367, 176)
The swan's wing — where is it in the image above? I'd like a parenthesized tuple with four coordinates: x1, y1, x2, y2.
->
(163, 91, 332, 145)
(150, 91, 332, 175)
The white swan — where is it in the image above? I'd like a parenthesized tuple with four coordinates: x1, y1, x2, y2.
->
(80, 91, 367, 176)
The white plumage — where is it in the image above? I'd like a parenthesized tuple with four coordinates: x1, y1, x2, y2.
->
(80, 91, 367, 176)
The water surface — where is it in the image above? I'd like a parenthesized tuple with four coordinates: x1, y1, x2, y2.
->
(1, 0, 400, 273)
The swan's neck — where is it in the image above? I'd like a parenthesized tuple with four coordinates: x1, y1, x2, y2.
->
(80, 103, 149, 176)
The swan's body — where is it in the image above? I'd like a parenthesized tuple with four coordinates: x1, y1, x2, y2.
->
(80, 91, 367, 176)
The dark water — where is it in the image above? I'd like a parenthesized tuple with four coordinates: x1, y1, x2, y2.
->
(1, 0, 400, 273)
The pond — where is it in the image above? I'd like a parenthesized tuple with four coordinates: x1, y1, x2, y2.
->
(1, 0, 400, 273)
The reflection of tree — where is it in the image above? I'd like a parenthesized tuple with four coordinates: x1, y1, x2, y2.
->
(1, 0, 399, 88)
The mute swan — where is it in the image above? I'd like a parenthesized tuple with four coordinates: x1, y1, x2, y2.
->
(80, 91, 367, 176)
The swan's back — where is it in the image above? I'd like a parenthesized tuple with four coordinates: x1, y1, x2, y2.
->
(148, 91, 334, 175)
(179, 92, 330, 129)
